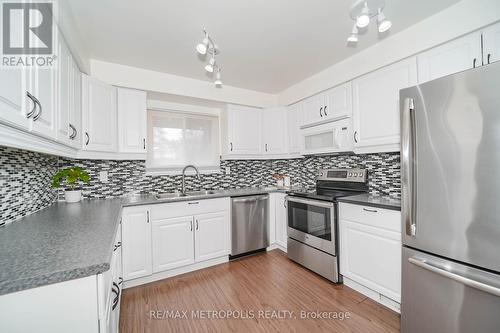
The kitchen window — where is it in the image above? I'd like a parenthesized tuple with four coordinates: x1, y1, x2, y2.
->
(146, 110, 220, 175)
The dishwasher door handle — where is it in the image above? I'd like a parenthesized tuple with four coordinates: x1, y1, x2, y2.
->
(232, 195, 268, 203)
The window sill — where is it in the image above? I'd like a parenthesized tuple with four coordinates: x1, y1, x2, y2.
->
(145, 168, 221, 177)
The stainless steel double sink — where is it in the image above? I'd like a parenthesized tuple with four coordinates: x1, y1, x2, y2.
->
(155, 190, 218, 200)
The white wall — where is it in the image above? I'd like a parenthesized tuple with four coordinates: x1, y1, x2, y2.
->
(278, 0, 500, 106)
(90, 60, 278, 108)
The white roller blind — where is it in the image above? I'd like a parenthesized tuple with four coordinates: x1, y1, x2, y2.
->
(146, 110, 220, 173)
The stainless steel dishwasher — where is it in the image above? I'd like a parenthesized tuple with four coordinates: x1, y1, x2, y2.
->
(230, 194, 269, 258)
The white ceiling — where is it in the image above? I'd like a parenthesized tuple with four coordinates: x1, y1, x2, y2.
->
(67, 0, 460, 94)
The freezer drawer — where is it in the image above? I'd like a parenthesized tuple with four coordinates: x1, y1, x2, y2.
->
(402, 247, 500, 333)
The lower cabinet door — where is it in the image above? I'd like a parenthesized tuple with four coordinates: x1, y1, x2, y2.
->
(122, 206, 152, 281)
(194, 212, 229, 262)
(152, 216, 195, 272)
(340, 219, 401, 302)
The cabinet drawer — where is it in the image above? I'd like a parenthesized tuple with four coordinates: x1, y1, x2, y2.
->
(339, 203, 401, 233)
(150, 197, 230, 221)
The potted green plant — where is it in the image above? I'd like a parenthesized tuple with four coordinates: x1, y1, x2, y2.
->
(52, 167, 90, 203)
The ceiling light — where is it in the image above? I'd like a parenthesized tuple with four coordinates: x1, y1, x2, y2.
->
(214, 69, 222, 88)
(347, 24, 359, 43)
(356, 3, 370, 28)
(377, 9, 392, 33)
(196, 35, 209, 55)
(205, 57, 215, 72)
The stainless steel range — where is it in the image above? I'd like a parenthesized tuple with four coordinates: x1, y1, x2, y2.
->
(286, 169, 368, 282)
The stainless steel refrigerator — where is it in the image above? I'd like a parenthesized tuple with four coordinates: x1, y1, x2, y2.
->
(400, 62, 500, 333)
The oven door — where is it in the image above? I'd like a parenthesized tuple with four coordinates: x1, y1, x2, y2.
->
(286, 196, 336, 255)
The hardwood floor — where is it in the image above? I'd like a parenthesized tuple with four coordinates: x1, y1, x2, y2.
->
(119, 250, 400, 333)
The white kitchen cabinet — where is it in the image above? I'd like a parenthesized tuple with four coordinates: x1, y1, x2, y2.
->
(287, 102, 301, 155)
(117, 88, 147, 153)
(152, 216, 195, 272)
(0, 68, 29, 130)
(482, 21, 500, 65)
(275, 193, 287, 249)
(352, 57, 417, 153)
(222, 104, 262, 157)
(56, 37, 72, 146)
(26, 66, 58, 139)
(302, 94, 324, 127)
(417, 32, 482, 83)
(324, 82, 352, 121)
(69, 62, 82, 149)
(122, 206, 152, 281)
(194, 211, 230, 261)
(339, 203, 401, 308)
(82, 74, 117, 152)
(262, 107, 287, 156)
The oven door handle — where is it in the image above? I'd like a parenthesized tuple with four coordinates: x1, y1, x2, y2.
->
(286, 196, 334, 208)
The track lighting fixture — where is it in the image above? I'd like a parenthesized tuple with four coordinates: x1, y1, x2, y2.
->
(347, 0, 392, 45)
(196, 29, 223, 88)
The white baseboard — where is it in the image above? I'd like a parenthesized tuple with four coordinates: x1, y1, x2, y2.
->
(343, 276, 400, 313)
(123, 256, 229, 289)
(267, 243, 287, 253)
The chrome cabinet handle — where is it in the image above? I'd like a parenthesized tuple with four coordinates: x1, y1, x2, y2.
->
(113, 241, 122, 251)
(408, 257, 500, 297)
(190, 219, 193, 231)
(473, 58, 477, 68)
(402, 97, 417, 237)
(32, 95, 42, 121)
(188, 202, 199, 205)
(143, 138, 146, 149)
(85, 132, 90, 146)
(353, 131, 358, 143)
(319, 106, 323, 117)
(26, 92, 37, 118)
(146, 211, 150, 223)
(230, 142, 233, 151)
(118, 277, 123, 285)
(112, 282, 120, 310)
(265, 143, 268, 152)
(323, 105, 328, 116)
(69, 124, 77, 139)
(284, 198, 287, 208)
(196, 219, 199, 230)
(487, 53, 491, 64)
(363, 208, 378, 213)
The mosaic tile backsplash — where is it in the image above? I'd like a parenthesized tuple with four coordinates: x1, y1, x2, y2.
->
(0, 147, 58, 225)
(0, 146, 400, 224)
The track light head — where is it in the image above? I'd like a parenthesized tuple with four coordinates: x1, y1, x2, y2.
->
(205, 57, 215, 72)
(377, 9, 392, 33)
(347, 24, 359, 43)
(356, 3, 370, 28)
(214, 70, 222, 88)
(196, 34, 209, 55)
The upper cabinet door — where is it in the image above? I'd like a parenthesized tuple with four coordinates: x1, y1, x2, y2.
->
(301, 94, 324, 127)
(324, 82, 352, 121)
(0, 68, 29, 130)
(287, 102, 302, 155)
(56, 37, 72, 146)
(482, 22, 500, 65)
(417, 32, 482, 83)
(69, 62, 82, 149)
(353, 57, 417, 152)
(117, 88, 147, 153)
(226, 105, 262, 155)
(262, 107, 287, 155)
(82, 74, 117, 152)
(28, 66, 57, 140)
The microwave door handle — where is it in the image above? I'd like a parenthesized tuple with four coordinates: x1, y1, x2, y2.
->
(402, 97, 416, 236)
(408, 258, 500, 297)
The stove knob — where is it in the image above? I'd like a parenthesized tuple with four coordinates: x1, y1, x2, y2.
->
(348, 172, 353, 177)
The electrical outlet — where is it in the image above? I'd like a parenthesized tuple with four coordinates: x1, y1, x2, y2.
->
(99, 171, 108, 183)
(225, 166, 230, 175)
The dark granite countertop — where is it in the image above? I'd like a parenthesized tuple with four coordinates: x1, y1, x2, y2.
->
(337, 193, 401, 211)
(0, 187, 292, 296)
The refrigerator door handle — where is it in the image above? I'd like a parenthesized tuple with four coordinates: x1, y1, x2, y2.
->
(408, 257, 500, 297)
(401, 97, 417, 236)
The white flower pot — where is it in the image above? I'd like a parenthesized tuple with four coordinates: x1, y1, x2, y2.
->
(65, 189, 82, 203)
